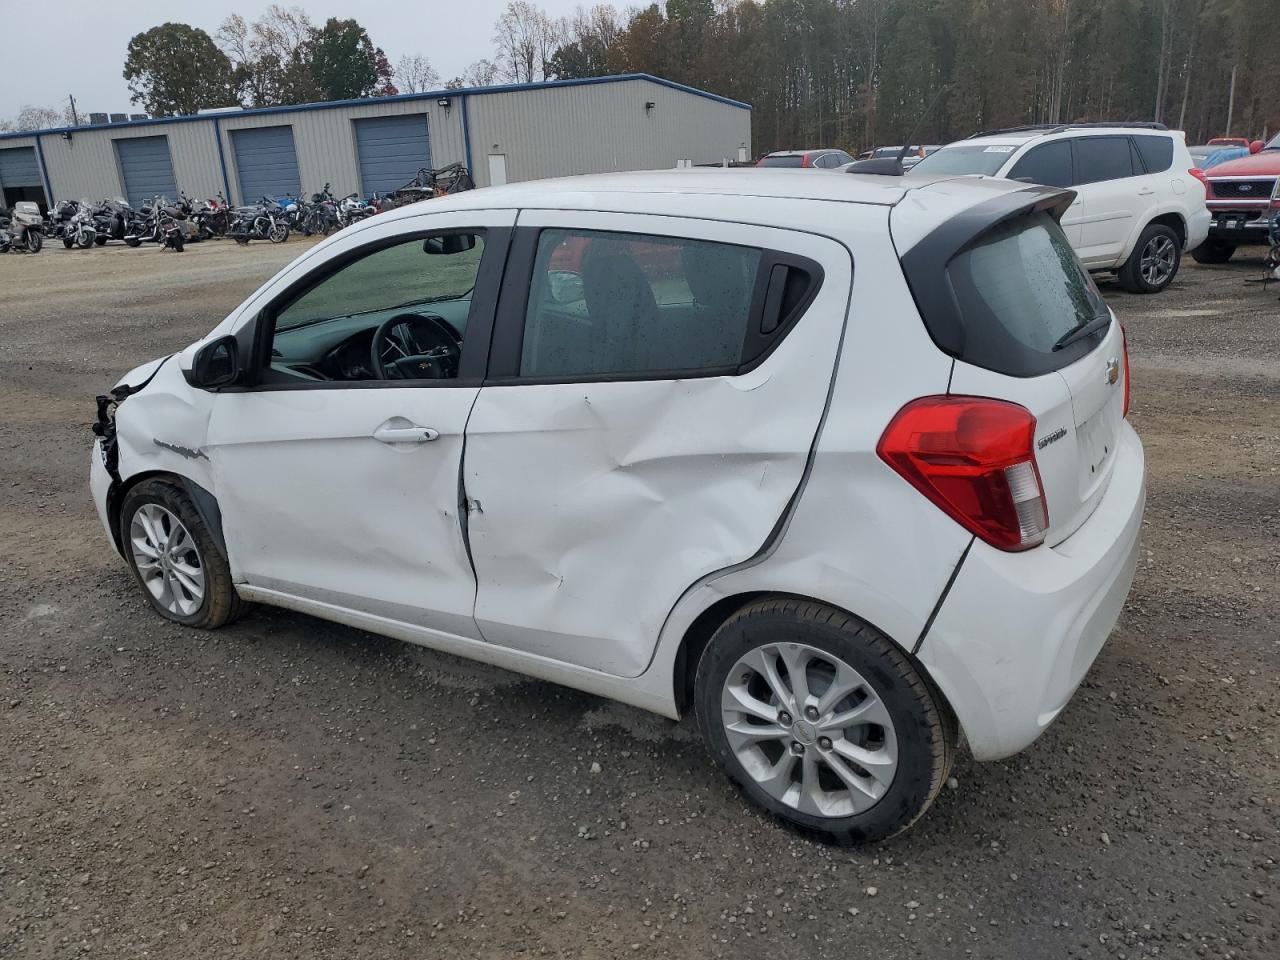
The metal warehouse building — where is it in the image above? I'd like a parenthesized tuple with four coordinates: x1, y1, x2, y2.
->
(0, 74, 751, 211)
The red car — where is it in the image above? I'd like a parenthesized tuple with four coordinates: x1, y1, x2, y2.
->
(756, 149, 855, 169)
(1194, 133, 1280, 263)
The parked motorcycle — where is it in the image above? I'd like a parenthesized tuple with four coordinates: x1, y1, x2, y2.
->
(47, 199, 80, 242)
(227, 198, 289, 244)
(91, 198, 135, 245)
(301, 184, 339, 235)
(190, 193, 231, 239)
(0, 201, 45, 253)
(61, 201, 98, 249)
(125, 195, 201, 247)
(337, 193, 375, 229)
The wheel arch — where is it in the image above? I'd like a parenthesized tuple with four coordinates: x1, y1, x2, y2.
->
(109, 470, 228, 562)
(1147, 211, 1187, 248)
(670, 590, 931, 717)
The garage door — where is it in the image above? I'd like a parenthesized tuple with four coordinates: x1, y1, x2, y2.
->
(0, 145, 41, 188)
(354, 115, 431, 196)
(115, 136, 178, 207)
(232, 126, 301, 203)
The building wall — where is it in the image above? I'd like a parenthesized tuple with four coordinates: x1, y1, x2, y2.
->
(6, 76, 751, 206)
(467, 78, 751, 187)
(215, 98, 467, 205)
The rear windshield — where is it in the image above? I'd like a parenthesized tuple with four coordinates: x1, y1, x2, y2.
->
(909, 143, 1019, 176)
(759, 155, 804, 168)
(946, 211, 1107, 370)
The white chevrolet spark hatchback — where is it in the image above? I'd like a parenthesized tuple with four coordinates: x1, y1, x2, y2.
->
(91, 170, 1145, 843)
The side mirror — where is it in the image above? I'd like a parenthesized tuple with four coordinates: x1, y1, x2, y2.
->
(1250, 140, 1264, 154)
(424, 233, 477, 255)
(190, 335, 240, 389)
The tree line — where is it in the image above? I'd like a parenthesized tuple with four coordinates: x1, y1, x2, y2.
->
(4, 0, 1276, 152)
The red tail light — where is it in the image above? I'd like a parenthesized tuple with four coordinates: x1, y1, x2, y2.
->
(877, 396, 1049, 551)
(800, 154, 811, 168)
(1121, 323, 1131, 417)
(1189, 167, 1207, 187)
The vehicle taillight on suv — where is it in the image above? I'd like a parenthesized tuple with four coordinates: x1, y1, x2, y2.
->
(878, 396, 1049, 551)
(1121, 324, 1131, 417)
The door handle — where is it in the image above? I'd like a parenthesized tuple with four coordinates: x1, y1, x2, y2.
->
(1137, 188, 1155, 196)
(373, 425, 439, 444)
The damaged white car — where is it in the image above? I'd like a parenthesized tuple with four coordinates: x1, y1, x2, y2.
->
(91, 170, 1144, 843)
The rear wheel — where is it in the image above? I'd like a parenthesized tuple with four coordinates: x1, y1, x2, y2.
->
(94, 235, 108, 246)
(695, 598, 954, 845)
(119, 479, 245, 629)
(1191, 238, 1236, 264)
(1118, 224, 1180, 293)
(124, 236, 141, 248)
(62, 237, 74, 249)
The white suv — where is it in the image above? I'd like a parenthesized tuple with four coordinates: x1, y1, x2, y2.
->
(90, 170, 1145, 843)
(910, 123, 1209, 293)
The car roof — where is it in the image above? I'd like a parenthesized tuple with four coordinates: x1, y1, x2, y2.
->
(370, 168, 1035, 222)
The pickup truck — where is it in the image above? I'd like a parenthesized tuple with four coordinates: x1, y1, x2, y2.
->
(1194, 132, 1280, 262)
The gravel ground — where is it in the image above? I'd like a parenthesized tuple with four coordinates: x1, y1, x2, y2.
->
(1, 238, 1276, 959)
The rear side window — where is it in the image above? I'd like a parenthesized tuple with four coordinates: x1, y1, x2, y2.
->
(1073, 137, 1135, 184)
(759, 155, 804, 168)
(521, 229, 762, 378)
(1132, 134, 1174, 173)
(945, 211, 1107, 370)
(1008, 141, 1072, 187)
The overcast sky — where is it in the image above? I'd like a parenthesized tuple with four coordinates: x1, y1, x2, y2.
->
(1, 0, 587, 119)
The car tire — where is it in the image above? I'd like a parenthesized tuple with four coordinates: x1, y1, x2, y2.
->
(694, 597, 954, 845)
(119, 478, 246, 629)
(1190, 239, 1236, 264)
(1118, 224, 1181, 293)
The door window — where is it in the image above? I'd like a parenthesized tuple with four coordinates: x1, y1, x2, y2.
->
(519, 229, 762, 378)
(1008, 141, 1073, 187)
(268, 233, 485, 383)
(1072, 137, 1135, 185)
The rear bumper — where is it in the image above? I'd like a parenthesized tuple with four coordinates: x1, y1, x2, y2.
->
(917, 421, 1146, 761)
(1186, 206, 1211, 251)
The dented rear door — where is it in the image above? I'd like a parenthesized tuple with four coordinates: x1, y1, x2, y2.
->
(462, 210, 853, 677)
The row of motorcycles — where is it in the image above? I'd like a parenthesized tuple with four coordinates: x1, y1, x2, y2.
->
(8, 163, 478, 255)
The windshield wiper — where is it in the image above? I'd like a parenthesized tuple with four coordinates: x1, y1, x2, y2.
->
(1052, 312, 1112, 351)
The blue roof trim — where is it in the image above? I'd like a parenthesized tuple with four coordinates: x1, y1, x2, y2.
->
(0, 74, 750, 142)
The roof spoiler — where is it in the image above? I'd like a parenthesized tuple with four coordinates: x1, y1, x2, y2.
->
(844, 157, 905, 177)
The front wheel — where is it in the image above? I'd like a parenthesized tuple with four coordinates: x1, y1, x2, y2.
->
(695, 598, 954, 845)
(76, 231, 94, 249)
(94, 235, 108, 246)
(1190, 238, 1237, 265)
(269, 222, 289, 244)
(119, 479, 246, 629)
(124, 236, 141, 248)
(25, 229, 43, 253)
(62, 237, 74, 249)
(1118, 224, 1180, 293)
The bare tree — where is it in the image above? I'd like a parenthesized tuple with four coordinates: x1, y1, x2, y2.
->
(493, 1, 563, 83)
(5, 105, 64, 132)
(394, 54, 441, 94)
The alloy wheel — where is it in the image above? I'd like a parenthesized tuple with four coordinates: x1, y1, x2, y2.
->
(129, 504, 205, 616)
(1140, 235, 1177, 286)
(720, 642, 899, 818)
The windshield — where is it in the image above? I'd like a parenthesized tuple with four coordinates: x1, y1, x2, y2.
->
(759, 155, 804, 167)
(910, 143, 1019, 177)
(1265, 132, 1280, 151)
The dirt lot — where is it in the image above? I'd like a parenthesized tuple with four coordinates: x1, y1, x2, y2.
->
(1, 237, 1276, 960)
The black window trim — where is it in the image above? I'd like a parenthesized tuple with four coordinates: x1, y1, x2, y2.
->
(1008, 139, 1075, 189)
(218, 225, 512, 393)
(482, 224, 824, 386)
(1070, 134, 1139, 186)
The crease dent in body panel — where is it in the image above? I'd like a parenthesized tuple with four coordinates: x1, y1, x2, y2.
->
(643, 243, 859, 674)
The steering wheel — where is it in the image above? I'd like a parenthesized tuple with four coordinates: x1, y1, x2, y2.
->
(369, 312, 461, 380)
